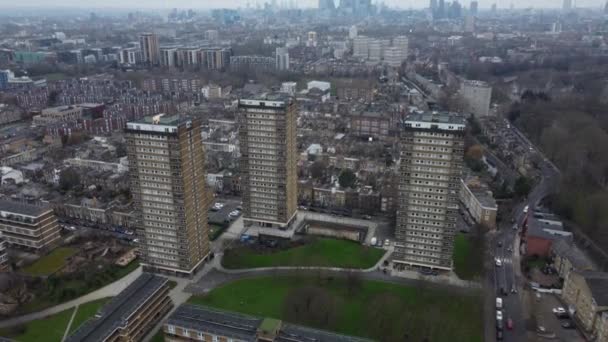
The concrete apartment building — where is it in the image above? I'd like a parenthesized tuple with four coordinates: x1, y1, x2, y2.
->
(349, 111, 390, 140)
(551, 239, 595, 280)
(275, 47, 290, 71)
(460, 80, 492, 117)
(0, 199, 61, 253)
(32, 105, 83, 126)
(459, 177, 497, 229)
(140, 32, 160, 65)
(164, 304, 372, 342)
(66, 273, 173, 342)
(0, 234, 8, 271)
(393, 112, 466, 271)
(562, 270, 608, 338)
(126, 114, 211, 276)
(238, 95, 298, 230)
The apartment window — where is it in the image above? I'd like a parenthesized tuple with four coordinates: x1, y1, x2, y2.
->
(212, 336, 219, 342)
(167, 325, 175, 334)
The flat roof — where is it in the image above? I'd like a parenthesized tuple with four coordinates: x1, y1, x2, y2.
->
(403, 112, 466, 131)
(168, 304, 373, 342)
(167, 304, 260, 341)
(126, 114, 194, 134)
(66, 273, 168, 342)
(0, 199, 52, 217)
(470, 188, 497, 209)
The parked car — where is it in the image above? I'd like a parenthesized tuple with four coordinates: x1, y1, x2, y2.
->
(495, 258, 502, 267)
(497, 241, 503, 247)
(496, 310, 503, 321)
(523, 205, 529, 213)
(496, 297, 503, 309)
(370, 237, 378, 246)
(561, 321, 575, 329)
(512, 224, 518, 230)
(507, 318, 513, 330)
(552, 307, 566, 315)
(496, 319, 504, 331)
(384, 239, 390, 247)
(496, 330, 503, 340)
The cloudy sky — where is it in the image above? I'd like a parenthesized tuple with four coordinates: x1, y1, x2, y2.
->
(0, 0, 605, 9)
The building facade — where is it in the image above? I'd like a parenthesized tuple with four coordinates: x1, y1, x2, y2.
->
(0, 199, 61, 253)
(238, 96, 298, 230)
(140, 33, 160, 65)
(0, 234, 8, 271)
(66, 273, 173, 342)
(460, 80, 492, 117)
(275, 47, 290, 71)
(126, 114, 210, 276)
(562, 270, 608, 336)
(393, 112, 465, 271)
(459, 178, 497, 229)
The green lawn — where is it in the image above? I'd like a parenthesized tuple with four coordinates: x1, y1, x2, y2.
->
(189, 276, 483, 342)
(150, 330, 165, 342)
(22, 247, 78, 276)
(68, 298, 111, 334)
(0, 297, 111, 342)
(209, 224, 227, 241)
(19, 261, 139, 315)
(221, 238, 385, 269)
(453, 233, 484, 281)
(0, 308, 74, 342)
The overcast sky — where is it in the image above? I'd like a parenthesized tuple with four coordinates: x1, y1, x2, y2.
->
(0, 0, 605, 9)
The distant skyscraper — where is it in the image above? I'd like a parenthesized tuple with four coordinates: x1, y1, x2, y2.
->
(563, 0, 572, 11)
(393, 112, 466, 271)
(491, 3, 497, 13)
(430, 0, 437, 11)
(605, 1, 608, 14)
(238, 95, 298, 230)
(464, 15, 475, 32)
(470, 1, 478, 15)
(139, 32, 160, 65)
(275, 47, 290, 71)
(349, 25, 358, 39)
(438, 0, 446, 18)
(319, 0, 335, 10)
(353, 36, 371, 59)
(126, 114, 210, 276)
(204, 29, 219, 42)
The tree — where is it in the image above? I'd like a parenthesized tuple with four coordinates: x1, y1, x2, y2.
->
(59, 168, 81, 191)
(514, 176, 532, 198)
(338, 169, 357, 188)
(282, 286, 337, 329)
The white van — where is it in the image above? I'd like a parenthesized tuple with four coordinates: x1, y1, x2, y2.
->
(496, 297, 503, 309)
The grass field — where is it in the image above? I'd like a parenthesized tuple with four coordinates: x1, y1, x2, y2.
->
(68, 298, 111, 334)
(453, 233, 484, 281)
(0, 298, 112, 341)
(221, 238, 385, 269)
(19, 261, 139, 314)
(188, 276, 483, 342)
(22, 247, 78, 276)
(209, 224, 227, 241)
(0, 308, 74, 342)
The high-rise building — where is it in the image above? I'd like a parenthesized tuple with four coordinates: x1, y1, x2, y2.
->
(319, 0, 335, 10)
(368, 39, 382, 62)
(140, 33, 160, 65)
(160, 47, 177, 67)
(353, 36, 370, 59)
(126, 114, 210, 276)
(393, 112, 465, 271)
(460, 80, 492, 117)
(563, 0, 572, 11)
(393, 35, 409, 59)
(204, 29, 219, 42)
(438, 0, 446, 18)
(430, 0, 438, 11)
(383, 47, 403, 67)
(307, 31, 318, 47)
(470, 0, 478, 15)
(0, 70, 10, 90)
(464, 15, 476, 33)
(238, 95, 298, 230)
(605, 1, 608, 14)
(349, 25, 358, 39)
(275, 47, 290, 71)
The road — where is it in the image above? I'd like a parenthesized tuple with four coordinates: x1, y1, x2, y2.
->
(490, 137, 560, 342)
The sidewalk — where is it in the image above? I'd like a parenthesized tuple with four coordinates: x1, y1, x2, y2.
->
(0, 266, 142, 329)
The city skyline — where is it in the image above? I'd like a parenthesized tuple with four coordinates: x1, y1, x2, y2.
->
(0, 0, 606, 9)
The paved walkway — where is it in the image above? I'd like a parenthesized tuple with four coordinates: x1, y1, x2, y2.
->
(61, 305, 79, 342)
(0, 266, 143, 329)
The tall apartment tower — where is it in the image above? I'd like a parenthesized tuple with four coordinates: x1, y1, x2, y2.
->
(126, 114, 210, 276)
(276, 47, 290, 71)
(563, 0, 572, 11)
(393, 112, 466, 271)
(238, 95, 298, 230)
(140, 32, 160, 65)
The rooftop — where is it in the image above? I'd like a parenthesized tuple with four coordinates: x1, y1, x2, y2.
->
(577, 271, 608, 307)
(403, 112, 466, 131)
(552, 239, 594, 271)
(167, 304, 373, 342)
(0, 199, 52, 217)
(66, 273, 168, 342)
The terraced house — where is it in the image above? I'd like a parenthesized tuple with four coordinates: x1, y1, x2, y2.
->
(562, 270, 608, 339)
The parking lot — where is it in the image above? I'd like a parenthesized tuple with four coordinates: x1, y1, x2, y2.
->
(208, 198, 241, 226)
(529, 290, 585, 342)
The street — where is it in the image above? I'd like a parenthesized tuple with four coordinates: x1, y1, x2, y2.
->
(489, 127, 560, 342)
